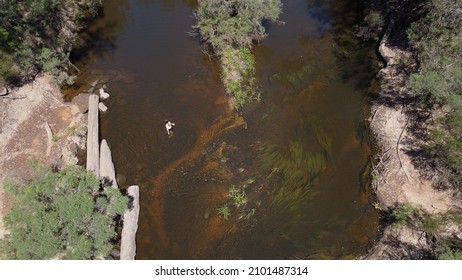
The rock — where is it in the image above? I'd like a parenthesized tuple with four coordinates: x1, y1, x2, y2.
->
(110, 249, 121, 258)
(99, 88, 110, 100)
(86, 94, 99, 176)
(44, 122, 54, 157)
(105, 255, 114, 260)
(238, 168, 245, 173)
(120, 185, 140, 260)
(69, 104, 80, 116)
(99, 102, 108, 112)
(100, 139, 118, 189)
(0, 85, 8, 96)
(72, 93, 90, 113)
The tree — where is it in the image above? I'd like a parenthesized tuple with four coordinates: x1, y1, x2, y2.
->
(194, 0, 282, 54)
(0, 0, 102, 85)
(406, 0, 462, 189)
(1, 164, 127, 260)
(193, 0, 282, 110)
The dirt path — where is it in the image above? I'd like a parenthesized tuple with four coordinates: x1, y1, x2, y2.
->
(0, 74, 87, 240)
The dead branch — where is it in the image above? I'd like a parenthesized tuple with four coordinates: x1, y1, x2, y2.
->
(397, 116, 411, 182)
(1, 95, 26, 100)
(66, 57, 81, 73)
(369, 107, 380, 128)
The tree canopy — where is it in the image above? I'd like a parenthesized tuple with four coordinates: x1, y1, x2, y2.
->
(0, 0, 102, 86)
(407, 0, 462, 189)
(193, 0, 282, 54)
(193, 0, 282, 110)
(1, 164, 127, 260)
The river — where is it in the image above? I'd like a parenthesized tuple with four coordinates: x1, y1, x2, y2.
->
(67, 0, 381, 259)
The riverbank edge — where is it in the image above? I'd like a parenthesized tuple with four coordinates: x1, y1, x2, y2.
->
(362, 18, 462, 259)
(0, 74, 89, 242)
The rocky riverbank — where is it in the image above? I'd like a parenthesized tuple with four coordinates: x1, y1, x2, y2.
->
(0, 74, 88, 239)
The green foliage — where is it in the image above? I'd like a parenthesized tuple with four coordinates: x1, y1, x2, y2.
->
(392, 204, 420, 227)
(228, 185, 247, 208)
(221, 46, 260, 110)
(0, 51, 18, 85)
(436, 246, 462, 260)
(357, 10, 385, 41)
(406, 0, 462, 189)
(0, 0, 102, 85)
(427, 111, 462, 189)
(194, 0, 282, 53)
(365, 10, 384, 29)
(193, 0, 282, 110)
(217, 204, 231, 220)
(0, 165, 127, 260)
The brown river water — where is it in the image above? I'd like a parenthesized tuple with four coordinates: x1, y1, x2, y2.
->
(67, 0, 381, 259)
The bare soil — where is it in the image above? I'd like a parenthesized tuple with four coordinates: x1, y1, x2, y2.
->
(0, 74, 88, 239)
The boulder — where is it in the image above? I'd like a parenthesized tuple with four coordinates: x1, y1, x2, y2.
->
(110, 249, 121, 258)
(99, 139, 118, 189)
(72, 93, 90, 113)
(99, 102, 108, 113)
(99, 88, 110, 100)
(120, 185, 140, 260)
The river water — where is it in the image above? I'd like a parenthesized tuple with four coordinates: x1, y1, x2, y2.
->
(68, 0, 380, 259)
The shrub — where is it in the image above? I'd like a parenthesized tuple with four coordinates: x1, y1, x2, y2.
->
(0, 0, 102, 85)
(193, 0, 282, 110)
(0, 164, 127, 260)
(392, 204, 420, 226)
(407, 0, 462, 189)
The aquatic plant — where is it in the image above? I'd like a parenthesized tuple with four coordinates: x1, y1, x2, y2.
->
(301, 116, 333, 156)
(229, 185, 247, 208)
(220, 46, 260, 110)
(258, 116, 332, 213)
(217, 204, 231, 220)
(259, 141, 322, 213)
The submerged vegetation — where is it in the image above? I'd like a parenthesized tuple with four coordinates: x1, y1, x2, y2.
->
(217, 179, 256, 220)
(0, 164, 127, 260)
(193, 0, 282, 110)
(0, 0, 102, 87)
(259, 116, 332, 213)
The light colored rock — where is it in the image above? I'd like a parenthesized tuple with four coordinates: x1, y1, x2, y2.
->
(98, 102, 108, 113)
(86, 94, 99, 176)
(44, 122, 54, 157)
(69, 104, 80, 116)
(99, 139, 118, 189)
(120, 185, 140, 260)
(0, 85, 8, 96)
(99, 88, 110, 100)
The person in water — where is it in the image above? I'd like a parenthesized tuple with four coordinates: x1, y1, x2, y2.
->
(165, 120, 175, 136)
